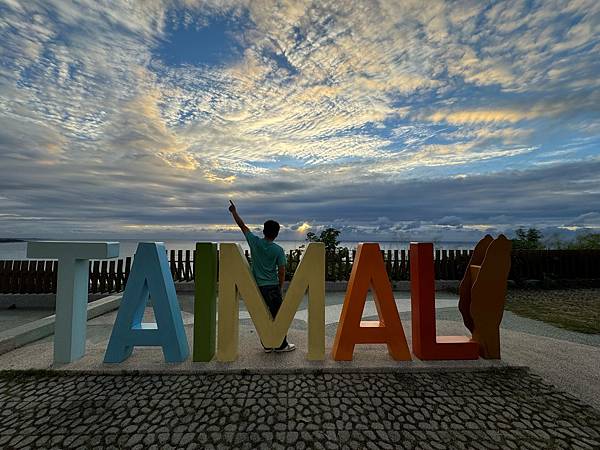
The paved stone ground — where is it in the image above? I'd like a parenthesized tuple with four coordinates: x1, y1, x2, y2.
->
(1, 368, 599, 450)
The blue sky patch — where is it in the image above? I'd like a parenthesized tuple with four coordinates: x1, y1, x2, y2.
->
(155, 15, 243, 68)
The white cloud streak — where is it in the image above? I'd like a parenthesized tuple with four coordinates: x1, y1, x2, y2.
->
(0, 0, 598, 237)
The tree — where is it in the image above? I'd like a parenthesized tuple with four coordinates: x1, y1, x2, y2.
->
(544, 233, 568, 250)
(306, 227, 342, 253)
(567, 233, 600, 250)
(512, 227, 544, 250)
(526, 228, 542, 244)
(542, 231, 600, 249)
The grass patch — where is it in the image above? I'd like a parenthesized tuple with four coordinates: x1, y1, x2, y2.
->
(505, 288, 600, 334)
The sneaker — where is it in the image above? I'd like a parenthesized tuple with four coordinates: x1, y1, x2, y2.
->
(263, 347, 273, 353)
(274, 343, 296, 353)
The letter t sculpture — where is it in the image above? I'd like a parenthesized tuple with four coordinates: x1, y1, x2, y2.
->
(27, 241, 119, 364)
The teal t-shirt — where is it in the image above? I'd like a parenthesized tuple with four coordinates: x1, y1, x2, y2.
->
(244, 231, 286, 286)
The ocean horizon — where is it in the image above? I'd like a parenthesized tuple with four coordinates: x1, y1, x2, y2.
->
(0, 238, 477, 260)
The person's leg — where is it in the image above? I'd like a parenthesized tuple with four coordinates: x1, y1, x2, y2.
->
(260, 285, 288, 349)
(258, 285, 274, 351)
(269, 285, 289, 349)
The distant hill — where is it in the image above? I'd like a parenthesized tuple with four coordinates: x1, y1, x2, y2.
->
(0, 238, 25, 243)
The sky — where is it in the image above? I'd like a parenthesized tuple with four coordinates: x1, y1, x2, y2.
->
(0, 0, 599, 243)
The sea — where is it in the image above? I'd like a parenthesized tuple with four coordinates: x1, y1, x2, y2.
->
(0, 239, 476, 260)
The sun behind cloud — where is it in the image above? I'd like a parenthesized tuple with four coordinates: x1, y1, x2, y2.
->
(297, 222, 312, 234)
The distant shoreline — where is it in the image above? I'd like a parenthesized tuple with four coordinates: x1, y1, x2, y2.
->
(0, 239, 476, 261)
(0, 238, 477, 244)
(0, 238, 478, 246)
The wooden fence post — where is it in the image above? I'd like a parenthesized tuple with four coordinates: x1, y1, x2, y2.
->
(400, 250, 407, 280)
(108, 260, 116, 293)
(91, 261, 100, 294)
(192, 250, 197, 280)
(115, 259, 124, 292)
(51, 261, 58, 293)
(28, 261, 36, 293)
(44, 261, 52, 293)
(100, 260, 108, 293)
(124, 257, 132, 286)
(345, 251, 351, 279)
(0, 260, 5, 293)
(169, 250, 177, 281)
(392, 250, 399, 280)
(10, 261, 20, 293)
(441, 250, 448, 279)
(177, 250, 184, 281)
(433, 250, 440, 279)
(0, 261, 8, 293)
(448, 250, 456, 279)
(185, 250, 192, 281)
(31, 261, 39, 293)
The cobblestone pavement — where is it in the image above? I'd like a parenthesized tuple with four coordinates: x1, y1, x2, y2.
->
(1, 368, 599, 450)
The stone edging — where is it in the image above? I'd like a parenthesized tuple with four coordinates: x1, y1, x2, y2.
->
(0, 294, 122, 356)
(1, 364, 525, 376)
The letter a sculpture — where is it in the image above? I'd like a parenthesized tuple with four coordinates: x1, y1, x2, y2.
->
(332, 243, 411, 361)
(104, 242, 189, 363)
(458, 234, 512, 359)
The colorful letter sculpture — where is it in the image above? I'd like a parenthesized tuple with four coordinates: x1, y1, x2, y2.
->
(27, 241, 119, 364)
(332, 243, 411, 361)
(410, 243, 479, 360)
(458, 235, 493, 332)
(193, 242, 217, 362)
(104, 242, 189, 363)
(458, 235, 512, 359)
(217, 242, 325, 362)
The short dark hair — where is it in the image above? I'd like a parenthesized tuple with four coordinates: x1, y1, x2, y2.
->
(263, 220, 280, 239)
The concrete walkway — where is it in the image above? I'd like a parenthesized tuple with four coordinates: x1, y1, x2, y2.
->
(2, 368, 600, 449)
(432, 308, 600, 411)
(0, 293, 503, 372)
(0, 292, 599, 411)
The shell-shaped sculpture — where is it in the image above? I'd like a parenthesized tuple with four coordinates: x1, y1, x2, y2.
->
(458, 235, 512, 359)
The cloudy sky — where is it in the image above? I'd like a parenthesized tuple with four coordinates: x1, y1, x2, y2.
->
(0, 0, 599, 243)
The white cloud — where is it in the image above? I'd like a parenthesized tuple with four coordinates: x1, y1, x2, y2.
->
(0, 0, 598, 238)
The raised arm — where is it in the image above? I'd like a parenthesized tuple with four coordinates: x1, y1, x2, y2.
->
(228, 200, 250, 235)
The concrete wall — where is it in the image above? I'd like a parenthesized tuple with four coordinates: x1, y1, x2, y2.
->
(0, 280, 463, 309)
(172, 280, 460, 294)
(0, 294, 122, 356)
(0, 293, 110, 309)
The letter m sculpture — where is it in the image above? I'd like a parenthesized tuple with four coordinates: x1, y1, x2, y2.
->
(217, 242, 325, 361)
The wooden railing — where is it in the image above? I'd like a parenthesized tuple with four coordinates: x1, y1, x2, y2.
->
(0, 260, 58, 294)
(1, 248, 599, 295)
(508, 249, 600, 281)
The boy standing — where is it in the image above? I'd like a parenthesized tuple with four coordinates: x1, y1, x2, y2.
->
(228, 200, 296, 352)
